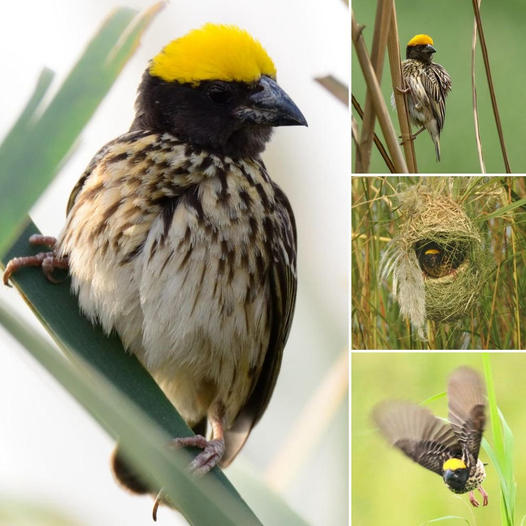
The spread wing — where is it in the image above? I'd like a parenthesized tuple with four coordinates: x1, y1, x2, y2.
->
(422, 63, 452, 132)
(448, 367, 486, 463)
(221, 183, 297, 467)
(373, 400, 462, 476)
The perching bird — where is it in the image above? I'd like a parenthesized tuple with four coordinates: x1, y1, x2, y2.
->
(373, 366, 488, 507)
(401, 34, 452, 161)
(415, 240, 465, 279)
(4, 23, 306, 513)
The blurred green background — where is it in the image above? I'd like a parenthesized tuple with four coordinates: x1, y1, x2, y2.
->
(352, 0, 526, 173)
(352, 353, 524, 525)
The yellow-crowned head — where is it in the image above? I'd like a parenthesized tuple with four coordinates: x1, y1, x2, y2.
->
(132, 23, 307, 157)
(442, 457, 469, 493)
(406, 33, 436, 64)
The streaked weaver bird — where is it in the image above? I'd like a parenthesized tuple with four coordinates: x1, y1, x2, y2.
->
(373, 366, 489, 507)
(419, 246, 444, 278)
(4, 23, 306, 514)
(415, 240, 465, 279)
(400, 34, 452, 161)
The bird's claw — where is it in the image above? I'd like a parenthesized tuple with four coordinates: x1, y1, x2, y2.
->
(170, 435, 225, 476)
(469, 491, 480, 507)
(469, 487, 489, 507)
(2, 236, 68, 285)
(152, 435, 225, 520)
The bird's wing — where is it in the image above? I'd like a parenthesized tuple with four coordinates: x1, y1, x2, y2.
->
(373, 400, 462, 476)
(448, 367, 486, 463)
(422, 63, 452, 131)
(221, 183, 297, 467)
(66, 130, 154, 215)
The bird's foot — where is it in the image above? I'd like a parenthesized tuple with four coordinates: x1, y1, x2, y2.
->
(469, 486, 488, 507)
(399, 127, 425, 145)
(152, 435, 225, 520)
(396, 86, 410, 94)
(3, 235, 68, 285)
(469, 491, 480, 507)
(170, 434, 225, 476)
(478, 485, 489, 506)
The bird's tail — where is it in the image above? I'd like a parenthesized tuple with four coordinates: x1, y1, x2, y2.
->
(433, 135, 441, 162)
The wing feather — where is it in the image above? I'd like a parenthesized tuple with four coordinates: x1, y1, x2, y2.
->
(373, 400, 462, 476)
(421, 63, 452, 131)
(222, 184, 297, 466)
(448, 367, 486, 463)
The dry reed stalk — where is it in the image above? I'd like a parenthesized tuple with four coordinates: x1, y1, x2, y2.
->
(472, 0, 511, 173)
(352, 116, 364, 170)
(263, 350, 348, 491)
(315, 75, 348, 106)
(352, 11, 408, 172)
(352, 94, 395, 172)
(508, 182, 521, 348)
(357, 0, 393, 173)
(386, 0, 417, 173)
(486, 261, 500, 349)
(471, 0, 486, 173)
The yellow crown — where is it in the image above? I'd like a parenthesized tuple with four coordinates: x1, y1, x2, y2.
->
(443, 458, 466, 471)
(424, 248, 440, 255)
(407, 34, 434, 47)
(149, 23, 277, 84)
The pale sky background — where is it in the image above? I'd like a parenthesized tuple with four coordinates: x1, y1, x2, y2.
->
(0, 1, 349, 525)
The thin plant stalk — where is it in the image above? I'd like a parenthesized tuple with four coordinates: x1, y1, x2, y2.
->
(314, 75, 348, 106)
(471, 0, 486, 173)
(485, 262, 500, 350)
(264, 350, 348, 491)
(357, 0, 393, 173)
(386, 0, 417, 173)
(471, 0, 511, 173)
(352, 94, 395, 173)
(352, 11, 408, 173)
(509, 191, 521, 349)
(352, 116, 363, 169)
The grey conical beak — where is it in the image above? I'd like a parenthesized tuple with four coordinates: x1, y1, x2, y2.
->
(235, 75, 308, 127)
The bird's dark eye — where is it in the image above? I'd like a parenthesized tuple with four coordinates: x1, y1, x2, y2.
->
(208, 84, 232, 104)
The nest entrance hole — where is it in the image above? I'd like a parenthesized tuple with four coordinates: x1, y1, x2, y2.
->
(414, 239, 467, 279)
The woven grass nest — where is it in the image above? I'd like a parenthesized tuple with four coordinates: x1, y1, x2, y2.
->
(381, 187, 486, 335)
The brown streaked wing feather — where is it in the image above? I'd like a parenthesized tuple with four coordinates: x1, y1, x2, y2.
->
(373, 400, 462, 476)
(66, 130, 154, 214)
(221, 186, 297, 467)
(422, 63, 452, 131)
(448, 367, 486, 462)
(66, 172, 90, 216)
(66, 141, 115, 215)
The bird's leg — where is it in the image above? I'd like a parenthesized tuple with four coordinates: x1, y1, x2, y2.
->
(399, 127, 425, 145)
(171, 412, 226, 476)
(3, 235, 68, 285)
(153, 406, 226, 520)
(478, 486, 489, 506)
(469, 490, 480, 507)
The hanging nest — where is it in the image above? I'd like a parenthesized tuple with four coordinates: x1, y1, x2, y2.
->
(381, 186, 487, 336)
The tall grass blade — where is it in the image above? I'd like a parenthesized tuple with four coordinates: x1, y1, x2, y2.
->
(482, 354, 515, 526)
(421, 517, 471, 525)
(0, 4, 163, 255)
